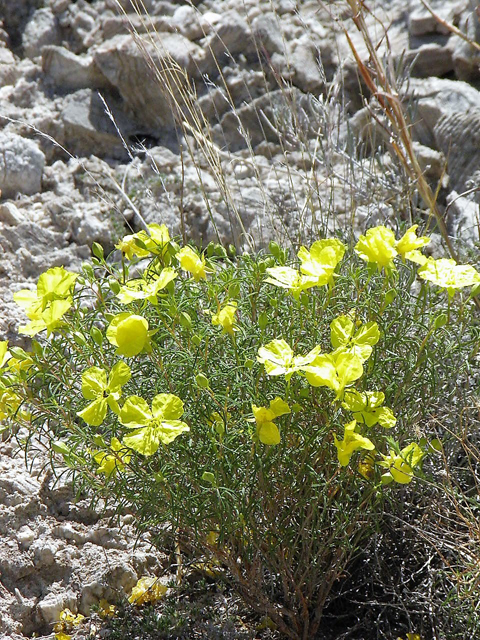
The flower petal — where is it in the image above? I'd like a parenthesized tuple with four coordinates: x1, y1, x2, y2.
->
(156, 419, 190, 444)
(77, 398, 108, 426)
(258, 421, 281, 445)
(152, 393, 184, 420)
(120, 396, 152, 428)
(81, 366, 107, 399)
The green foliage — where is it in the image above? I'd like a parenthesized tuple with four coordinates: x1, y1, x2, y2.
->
(2, 224, 480, 639)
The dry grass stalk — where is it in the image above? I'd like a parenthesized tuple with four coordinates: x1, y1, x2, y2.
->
(341, 0, 458, 258)
(419, 0, 480, 54)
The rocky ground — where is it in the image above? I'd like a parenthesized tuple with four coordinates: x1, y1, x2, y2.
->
(0, 0, 479, 637)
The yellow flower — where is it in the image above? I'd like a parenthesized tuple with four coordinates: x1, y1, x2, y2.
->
(379, 442, 424, 484)
(298, 238, 346, 285)
(265, 266, 319, 299)
(93, 437, 131, 476)
(120, 393, 189, 456)
(212, 302, 238, 335)
(53, 608, 85, 637)
(358, 451, 376, 479)
(77, 361, 131, 426)
(0, 341, 11, 368)
(117, 268, 177, 304)
(98, 599, 117, 618)
(106, 313, 151, 357)
(330, 315, 380, 362)
(418, 258, 480, 297)
(6, 347, 33, 375)
(0, 385, 23, 421)
(342, 389, 396, 428)
(396, 225, 430, 257)
(257, 339, 321, 381)
(116, 233, 150, 260)
(333, 420, 375, 467)
(303, 350, 364, 399)
(355, 226, 397, 272)
(14, 267, 78, 336)
(116, 224, 170, 259)
(177, 246, 209, 281)
(251, 397, 290, 445)
(128, 577, 167, 605)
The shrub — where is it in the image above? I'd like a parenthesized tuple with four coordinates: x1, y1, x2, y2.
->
(1, 224, 479, 639)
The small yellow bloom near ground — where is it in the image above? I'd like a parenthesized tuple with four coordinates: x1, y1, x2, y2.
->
(93, 437, 131, 476)
(53, 608, 85, 640)
(0, 385, 23, 421)
(106, 313, 151, 357)
(212, 302, 238, 335)
(0, 341, 11, 368)
(251, 397, 290, 445)
(128, 577, 167, 605)
(176, 246, 210, 281)
(358, 451, 376, 479)
(397, 634, 422, 640)
(98, 599, 116, 618)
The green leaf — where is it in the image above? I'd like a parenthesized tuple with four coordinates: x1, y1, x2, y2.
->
(201, 471, 216, 484)
(92, 242, 104, 260)
(90, 327, 103, 346)
(434, 314, 448, 329)
(52, 440, 71, 455)
(195, 373, 210, 389)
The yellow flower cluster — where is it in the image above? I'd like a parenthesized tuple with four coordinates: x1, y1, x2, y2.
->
(8, 223, 474, 490)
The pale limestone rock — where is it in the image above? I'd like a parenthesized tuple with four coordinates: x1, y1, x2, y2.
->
(22, 8, 62, 59)
(0, 133, 45, 199)
(42, 46, 111, 90)
(94, 33, 203, 129)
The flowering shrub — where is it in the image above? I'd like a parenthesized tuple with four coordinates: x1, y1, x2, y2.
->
(1, 225, 479, 639)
